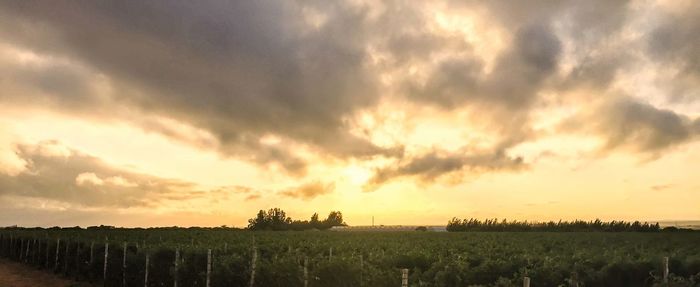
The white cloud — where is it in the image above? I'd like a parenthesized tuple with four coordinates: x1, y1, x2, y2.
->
(75, 172, 104, 186)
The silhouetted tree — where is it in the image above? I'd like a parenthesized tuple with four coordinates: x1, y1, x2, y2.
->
(247, 209, 346, 231)
(446, 218, 661, 232)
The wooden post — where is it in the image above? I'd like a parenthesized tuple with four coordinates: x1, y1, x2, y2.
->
(54, 239, 61, 270)
(24, 238, 31, 263)
(123, 242, 128, 287)
(76, 243, 81, 280)
(249, 246, 257, 287)
(401, 268, 408, 287)
(103, 242, 109, 285)
(663, 256, 669, 283)
(523, 276, 531, 287)
(144, 254, 150, 287)
(64, 241, 70, 275)
(34, 238, 39, 264)
(206, 249, 212, 287)
(303, 257, 308, 287)
(359, 255, 363, 287)
(329, 247, 333, 261)
(19, 238, 24, 262)
(31, 238, 35, 263)
(174, 248, 179, 287)
(224, 243, 227, 253)
(570, 271, 579, 287)
(45, 239, 50, 268)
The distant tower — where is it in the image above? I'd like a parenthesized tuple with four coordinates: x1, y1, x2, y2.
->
(372, 216, 374, 227)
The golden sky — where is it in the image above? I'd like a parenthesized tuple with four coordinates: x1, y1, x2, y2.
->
(0, 0, 699, 227)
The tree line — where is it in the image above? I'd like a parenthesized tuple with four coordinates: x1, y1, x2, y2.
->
(246, 208, 346, 231)
(446, 218, 662, 232)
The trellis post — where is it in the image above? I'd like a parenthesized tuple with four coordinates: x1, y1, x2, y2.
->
(401, 268, 408, 287)
(249, 245, 258, 287)
(663, 256, 669, 283)
(303, 257, 309, 287)
(54, 238, 61, 270)
(206, 249, 212, 287)
(103, 242, 109, 286)
(174, 248, 180, 287)
(144, 253, 150, 287)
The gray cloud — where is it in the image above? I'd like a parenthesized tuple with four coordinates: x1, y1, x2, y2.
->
(0, 140, 239, 207)
(365, 148, 525, 190)
(279, 181, 335, 200)
(598, 98, 698, 153)
(648, 3, 700, 103)
(563, 97, 700, 155)
(0, 0, 697, 187)
(0, 1, 397, 174)
(405, 22, 561, 111)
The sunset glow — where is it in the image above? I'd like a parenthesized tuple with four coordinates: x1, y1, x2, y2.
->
(0, 0, 698, 228)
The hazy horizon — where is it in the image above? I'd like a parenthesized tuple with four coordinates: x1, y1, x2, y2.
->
(1, 1, 699, 228)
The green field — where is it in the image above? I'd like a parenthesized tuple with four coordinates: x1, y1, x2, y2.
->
(1, 228, 699, 287)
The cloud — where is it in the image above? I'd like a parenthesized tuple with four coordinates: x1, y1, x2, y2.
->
(648, 2, 700, 103)
(75, 172, 104, 186)
(0, 1, 400, 174)
(365, 148, 525, 190)
(0, 140, 247, 208)
(650, 184, 674, 191)
(279, 181, 335, 200)
(594, 98, 698, 154)
(0, 0, 697, 187)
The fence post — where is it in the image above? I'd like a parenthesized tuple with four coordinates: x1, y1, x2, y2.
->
(103, 242, 109, 286)
(45, 239, 50, 268)
(123, 242, 127, 287)
(55, 238, 61, 270)
(329, 247, 333, 261)
(19, 238, 24, 262)
(303, 257, 308, 287)
(360, 255, 364, 287)
(249, 246, 257, 287)
(206, 249, 212, 287)
(75, 243, 81, 280)
(523, 276, 531, 287)
(34, 238, 39, 264)
(174, 248, 179, 287)
(144, 253, 150, 287)
(64, 241, 70, 275)
(663, 256, 669, 284)
(24, 238, 31, 263)
(571, 271, 579, 287)
(401, 268, 408, 287)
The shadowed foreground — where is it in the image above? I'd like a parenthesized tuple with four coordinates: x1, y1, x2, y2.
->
(0, 258, 81, 287)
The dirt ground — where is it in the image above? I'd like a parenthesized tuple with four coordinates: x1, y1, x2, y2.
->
(0, 258, 85, 287)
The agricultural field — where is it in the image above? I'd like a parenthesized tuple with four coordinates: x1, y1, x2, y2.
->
(1, 228, 699, 287)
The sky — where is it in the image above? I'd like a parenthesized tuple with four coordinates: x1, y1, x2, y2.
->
(0, 0, 699, 228)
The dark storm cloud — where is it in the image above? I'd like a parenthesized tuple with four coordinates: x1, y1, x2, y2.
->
(0, 141, 236, 207)
(564, 97, 700, 154)
(1, 0, 698, 188)
(405, 23, 561, 111)
(405, 0, 633, 111)
(279, 181, 334, 200)
(597, 98, 699, 153)
(365, 148, 525, 190)
(0, 1, 397, 174)
(648, 2, 700, 103)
